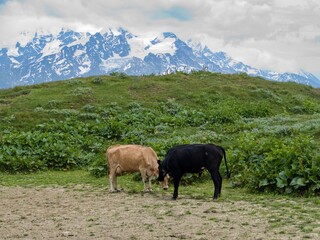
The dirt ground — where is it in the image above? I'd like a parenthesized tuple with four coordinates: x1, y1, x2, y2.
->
(0, 185, 318, 240)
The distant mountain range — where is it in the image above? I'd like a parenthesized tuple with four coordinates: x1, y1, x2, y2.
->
(0, 28, 320, 88)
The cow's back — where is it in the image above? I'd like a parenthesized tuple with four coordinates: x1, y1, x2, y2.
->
(163, 144, 223, 173)
(107, 145, 146, 172)
(164, 145, 203, 171)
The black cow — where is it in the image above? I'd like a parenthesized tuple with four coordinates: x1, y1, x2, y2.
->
(157, 144, 230, 200)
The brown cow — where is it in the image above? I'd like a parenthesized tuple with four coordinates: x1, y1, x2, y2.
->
(107, 144, 159, 192)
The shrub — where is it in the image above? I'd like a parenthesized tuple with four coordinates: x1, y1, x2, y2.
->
(0, 119, 108, 173)
(288, 96, 320, 114)
(66, 79, 84, 85)
(0, 130, 90, 172)
(158, 98, 182, 115)
(109, 72, 127, 78)
(71, 87, 93, 96)
(88, 155, 108, 178)
(83, 104, 96, 112)
(239, 103, 271, 118)
(229, 132, 320, 195)
(127, 102, 143, 111)
(47, 100, 61, 108)
(92, 77, 103, 84)
(251, 88, 282, 103)
(119, 72, 128, 79)
(209, 106, 240, 124)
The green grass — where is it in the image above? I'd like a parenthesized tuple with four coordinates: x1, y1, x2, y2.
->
(1, 72, 319, 130)
(1, 71, 320, 195)
(0, 170, 108, 187)
(1, 169, 317, 205)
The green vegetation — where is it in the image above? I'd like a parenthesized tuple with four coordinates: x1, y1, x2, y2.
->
(0, 71, 320, 196)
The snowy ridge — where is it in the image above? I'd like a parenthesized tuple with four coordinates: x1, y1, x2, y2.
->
(0, 28, 320, 88)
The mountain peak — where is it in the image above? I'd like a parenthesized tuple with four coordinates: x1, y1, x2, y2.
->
(163, 32, 177, 39)
(186, 39, 204, 51)
(0, 28, 319, 89)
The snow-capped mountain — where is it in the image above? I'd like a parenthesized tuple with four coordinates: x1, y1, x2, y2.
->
(0, 28, 320, 88)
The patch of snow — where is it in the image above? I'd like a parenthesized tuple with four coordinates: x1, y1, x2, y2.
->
(127, 37, 152, 59)
(74, 49, 86, 57)
(67, 34, 90, 48)
(100, 58, 130, 72)
(186, 39, 204, 52)
(54, 59, 71, 76)
(56, 59, 65, 65)
(246, 68, 259, 75)
(78, 60, 91, 74)
(9, 57, 20, 66)
(126, 33, 176, 59)
(228, 59, 238, 67)
(124, 63, 132, 71)
(148, 37, 176, 55)
(41, 39, 62, 58)
(102, 28, 122, 36)
(7, 47, 19, 57)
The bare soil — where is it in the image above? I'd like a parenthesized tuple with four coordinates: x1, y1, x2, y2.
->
(0, 185, 318, 239)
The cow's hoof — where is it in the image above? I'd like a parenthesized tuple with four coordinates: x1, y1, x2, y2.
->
(144, 189, 153, 193)
(172, 197, 177, 200)
(109, 188, 122, 193)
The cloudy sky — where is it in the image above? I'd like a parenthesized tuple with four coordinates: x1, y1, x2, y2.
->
(1, 0, 320, 78)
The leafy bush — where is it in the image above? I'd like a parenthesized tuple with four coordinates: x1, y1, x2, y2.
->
(229, 133, 320, 195)
(0, 119, 108, 173)
(71, 87, 93, 96)
(239, 102, 271, 118)
(47, 100, 61, 108)
(66, 79, 84, 85)
(109, 72, 127, 78)
(209, 106, 240, 124)
(288, 96, 320, 114)
(157, 98, 182, 115)
(92, 77, 103, 84)
(88, 155, 108, 178)
(251, 88, 282, 103)
(0, 130, 90, 172)
(83, 104, 96, 112)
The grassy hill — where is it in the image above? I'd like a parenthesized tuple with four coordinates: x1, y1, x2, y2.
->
(1, 71, 320, 194)
(1, 72, 320, 127)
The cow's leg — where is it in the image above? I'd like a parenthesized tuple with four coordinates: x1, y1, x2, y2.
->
(140, 169, 148, 192)
(172, 174, 182, 200)
(114, 165, 123, 191)
(109, 172, 116, 192)
(218, 171, 222, 194)
(146, 169, 153, 191)
(114, 175, 118, 191)
(148, 177, 152, 191)
(109, 165, 121, 192)
(209, 168, 221, 199)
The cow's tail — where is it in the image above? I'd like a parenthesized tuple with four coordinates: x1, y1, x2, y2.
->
(220, 146, 231, 178)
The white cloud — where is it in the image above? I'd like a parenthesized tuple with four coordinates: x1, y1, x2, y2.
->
(0, 0, 320, 78)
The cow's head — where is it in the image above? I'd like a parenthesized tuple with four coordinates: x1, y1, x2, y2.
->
(157, 160, 169, 190)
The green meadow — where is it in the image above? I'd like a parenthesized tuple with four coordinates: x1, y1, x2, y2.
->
(0, 71, 320, 195)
